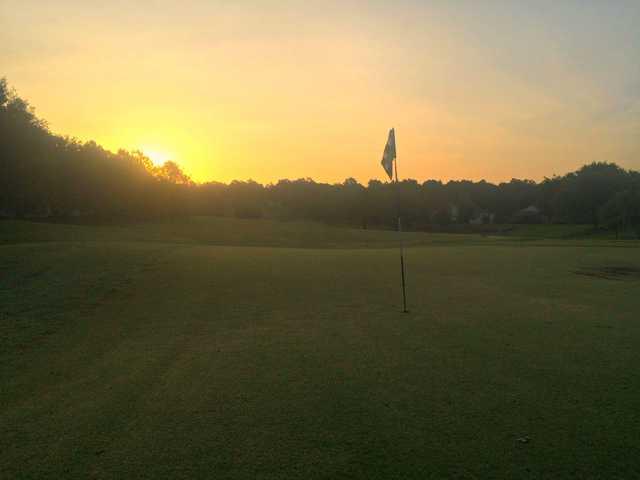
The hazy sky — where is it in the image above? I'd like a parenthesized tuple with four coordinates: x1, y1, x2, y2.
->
(2, 0, 639, 183)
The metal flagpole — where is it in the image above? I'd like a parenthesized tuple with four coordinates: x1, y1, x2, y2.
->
(394, 150, 408, 313)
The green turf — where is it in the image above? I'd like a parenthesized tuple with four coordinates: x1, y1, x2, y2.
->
(2, 218, 640, 478)
(506, 223, 596, 238)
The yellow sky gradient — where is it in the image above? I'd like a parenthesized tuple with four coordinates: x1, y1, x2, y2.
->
(2, 1, 639, 184)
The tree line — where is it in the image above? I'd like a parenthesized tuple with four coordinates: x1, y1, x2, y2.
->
(2, 78, 639, 236)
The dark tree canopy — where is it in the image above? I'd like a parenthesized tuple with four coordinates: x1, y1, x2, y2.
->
(1, 77, 639, 236)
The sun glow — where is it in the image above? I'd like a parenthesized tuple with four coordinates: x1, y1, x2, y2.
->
(142, 148, 171, 167)
(5, 2, 639, 184)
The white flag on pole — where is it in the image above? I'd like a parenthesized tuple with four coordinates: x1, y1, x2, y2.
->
(381, 128, 396, 180)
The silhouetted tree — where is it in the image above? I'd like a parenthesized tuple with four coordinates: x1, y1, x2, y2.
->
(556, 163, 630, 227)
(1, 76, 639, 237)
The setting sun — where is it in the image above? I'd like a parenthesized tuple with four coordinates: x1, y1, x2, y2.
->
(142, 148, 171, 167)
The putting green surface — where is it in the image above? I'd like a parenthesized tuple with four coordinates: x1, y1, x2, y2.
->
(2, 219, 640, 478)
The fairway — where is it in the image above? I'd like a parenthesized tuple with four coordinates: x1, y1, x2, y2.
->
(2, 218, 640, 478)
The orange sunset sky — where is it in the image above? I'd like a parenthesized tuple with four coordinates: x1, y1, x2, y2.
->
(2, 0, 639, 184)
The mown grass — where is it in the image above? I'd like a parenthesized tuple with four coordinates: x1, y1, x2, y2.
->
(0, 217, 631, 249)
(1, 217, 457, 249)
(507, 223, 596, 238)
(2, 218, 640, 478)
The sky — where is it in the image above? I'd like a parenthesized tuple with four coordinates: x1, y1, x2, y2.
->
(1, 0, 639, 184)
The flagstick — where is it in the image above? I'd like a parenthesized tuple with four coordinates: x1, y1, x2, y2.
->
(394, 156, 409, 313)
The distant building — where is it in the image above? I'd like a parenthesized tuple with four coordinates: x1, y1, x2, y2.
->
(512, 205, 546, 224)
(469, 211, 495, 225)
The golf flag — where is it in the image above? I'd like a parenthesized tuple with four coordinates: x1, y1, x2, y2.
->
(377, 127, 408, 312)
(381, 128, 396, 180)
